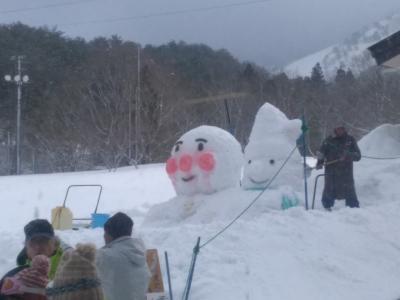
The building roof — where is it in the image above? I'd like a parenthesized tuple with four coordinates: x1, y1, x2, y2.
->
(368, 30, 400, 69)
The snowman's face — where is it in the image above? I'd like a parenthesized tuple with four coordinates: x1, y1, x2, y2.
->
(242, 141, 298, 190)
(244, 156, 279, 188)
(165, 126, 242, 196)
(166, 136, 217, 196)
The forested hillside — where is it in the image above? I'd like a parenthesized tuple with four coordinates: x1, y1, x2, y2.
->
(1, 23, 399, 174)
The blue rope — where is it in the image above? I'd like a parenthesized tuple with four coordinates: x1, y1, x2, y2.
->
(362, 155, 400, 160)
(199, 145, 298, 249)
(182, 237, 201, 300)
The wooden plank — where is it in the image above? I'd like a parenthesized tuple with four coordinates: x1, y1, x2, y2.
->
(146, 249, 165, 293)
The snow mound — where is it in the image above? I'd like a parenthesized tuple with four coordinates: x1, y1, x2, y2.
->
(354, 124, 400, 207)
(144, 187, 302, 226)
(359, 124, 400, 157)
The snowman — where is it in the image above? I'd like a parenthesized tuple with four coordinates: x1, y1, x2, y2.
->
(242, 103, 303, 192)
(166, 125, 243, 196)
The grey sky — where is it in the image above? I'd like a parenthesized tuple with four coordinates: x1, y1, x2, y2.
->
(1, 0, 400, 68)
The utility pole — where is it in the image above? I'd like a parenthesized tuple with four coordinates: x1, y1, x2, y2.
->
(135, 45, 141, 165)
(7, 131, 11, 174)
(128, 84, 132, 163)
(4, 55, 29, 175)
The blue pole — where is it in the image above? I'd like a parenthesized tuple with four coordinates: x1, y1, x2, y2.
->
(301, 114, 309, 210)
(165, 251, 174, 300)
(183, 237, 201, 300)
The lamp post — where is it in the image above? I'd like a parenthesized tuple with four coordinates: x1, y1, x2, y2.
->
(134, 45, 141, 165)
(4, 55, 29, 175)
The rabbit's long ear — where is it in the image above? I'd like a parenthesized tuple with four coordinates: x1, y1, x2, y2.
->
(75, 243, 97, 262)
(248, 103, 302, 145)
(284, 119, 303, 143)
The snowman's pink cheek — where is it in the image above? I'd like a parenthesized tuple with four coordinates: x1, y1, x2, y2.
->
(179, 155, 193, 172)
(166, 158, 178, 175)
(198, 152, 215, 172)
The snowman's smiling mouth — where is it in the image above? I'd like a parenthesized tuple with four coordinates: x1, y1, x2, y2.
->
(182, 175, 196, 182)
(249, 177, 270, 185)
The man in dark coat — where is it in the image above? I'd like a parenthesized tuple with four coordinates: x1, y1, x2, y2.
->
(316, 126, 361, 210)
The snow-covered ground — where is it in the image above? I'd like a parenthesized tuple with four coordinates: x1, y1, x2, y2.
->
(0, 164, 174, 228)
(1, 125, 400, 300)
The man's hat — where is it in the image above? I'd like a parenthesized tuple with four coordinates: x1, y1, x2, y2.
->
(24, 219, 55, 242)
(104, 212, 133, 240)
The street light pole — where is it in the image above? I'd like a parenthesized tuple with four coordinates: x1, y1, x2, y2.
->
(4, 55, 29, 175)
(135, 45, 141, 165)
(128, 87, 132, 163)
(16, 56, 22, 175)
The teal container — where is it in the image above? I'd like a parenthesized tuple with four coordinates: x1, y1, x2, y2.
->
(91, 213, 110, 228)
(281, 195, 300, 210)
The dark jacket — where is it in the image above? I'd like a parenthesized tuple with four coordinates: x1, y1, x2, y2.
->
(317, 133, 361, 199)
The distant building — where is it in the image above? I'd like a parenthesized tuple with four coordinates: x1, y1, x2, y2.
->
(368, 30, 400, 69)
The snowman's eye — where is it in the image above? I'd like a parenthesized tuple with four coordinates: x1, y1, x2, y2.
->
(248, 160, 252, 164)
(269, 159, 275, 165)
(174, 141, 182, 153)
(195, 138, 207, 152)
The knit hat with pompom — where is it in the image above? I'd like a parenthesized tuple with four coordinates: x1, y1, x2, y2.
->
(47, 244, 104, 300)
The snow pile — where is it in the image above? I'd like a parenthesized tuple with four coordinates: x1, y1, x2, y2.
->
(358, 124, 400, 157)
(144, 187, 302, 226)
(354, 124, 400, 207)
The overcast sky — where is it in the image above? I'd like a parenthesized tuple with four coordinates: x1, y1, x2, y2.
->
(1, 0, 400, 68)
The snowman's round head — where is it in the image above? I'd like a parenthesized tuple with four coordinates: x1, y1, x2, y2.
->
(166, 126, 243, 196)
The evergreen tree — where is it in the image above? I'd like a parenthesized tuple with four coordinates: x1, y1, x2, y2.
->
(311, 63, 325, 85)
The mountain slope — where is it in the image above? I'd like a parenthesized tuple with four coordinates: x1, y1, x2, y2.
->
(285, 13, 400, 78)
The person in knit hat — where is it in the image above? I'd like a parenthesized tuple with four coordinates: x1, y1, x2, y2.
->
(96, 212, 150, 300)
(46, 244, 104, 300)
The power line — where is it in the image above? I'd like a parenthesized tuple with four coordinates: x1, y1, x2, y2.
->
(362, 155, 400, 160)
(0, 0, 97, 15)
(61, 0, 272, 27)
